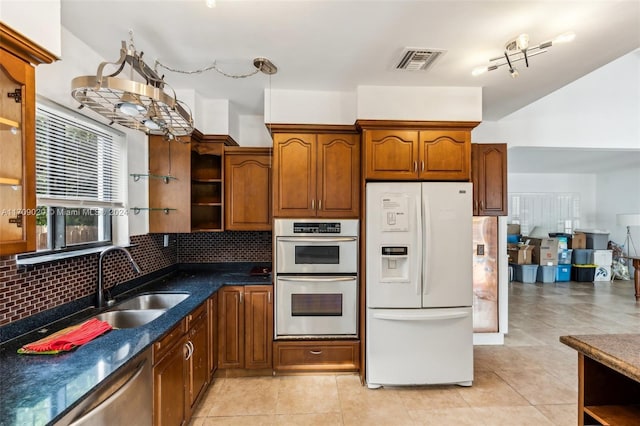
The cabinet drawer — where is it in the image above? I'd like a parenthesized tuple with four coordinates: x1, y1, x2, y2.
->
(273, 341, 360, 372)
(153, 320, 186, 363)
(186, 302, 208, 330)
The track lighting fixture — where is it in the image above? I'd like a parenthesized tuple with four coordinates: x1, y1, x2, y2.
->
(472, 31, 575, 78)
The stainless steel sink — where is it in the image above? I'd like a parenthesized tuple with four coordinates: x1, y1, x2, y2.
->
(94, 309, 165, 329)
(112, 293, 189, 311)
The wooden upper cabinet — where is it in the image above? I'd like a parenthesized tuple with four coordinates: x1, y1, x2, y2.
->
(0, 24, 56, 255)
(358, 120, 479, 182)
(472, 143, 508, 216)
(148, 132, 237, 233)
(148, 135, 192, 234)
(273, 133, 316, 217)
(419, 130, 471, 181)
(364, 130, 419, 180)
(272, 127, 359, 218)
(224, 147, 272, 231)
(317, 134, 360, 218)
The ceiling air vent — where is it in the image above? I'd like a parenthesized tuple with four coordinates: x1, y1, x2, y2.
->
(395, 48, 445, 71)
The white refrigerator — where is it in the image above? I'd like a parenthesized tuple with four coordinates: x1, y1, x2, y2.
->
(366, 182, 473, 388)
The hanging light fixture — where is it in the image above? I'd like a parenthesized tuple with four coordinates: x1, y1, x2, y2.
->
(71, 39, 194, 138)
(472, 31, 575, 78)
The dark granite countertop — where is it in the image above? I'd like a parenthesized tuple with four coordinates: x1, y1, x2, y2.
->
(560, 334, 640, 382)
(0, 263, 271, 426)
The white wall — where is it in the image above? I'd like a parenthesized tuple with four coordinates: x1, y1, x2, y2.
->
(596, 167, 640, 249)
(238, 115, 272, 147)
(1, 0, 62, 58)
(474, 50, 640, 149)
(264, 89, 357, 125)
(36, 28, 148, 237)
(357, 86, 482, 122)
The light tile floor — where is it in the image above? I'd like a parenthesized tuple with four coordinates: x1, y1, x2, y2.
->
(190, 279, 639, 425)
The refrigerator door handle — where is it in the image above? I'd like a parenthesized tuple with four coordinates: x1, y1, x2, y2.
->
(372, 311, 470, 321)
(415, 191, 423, 296)
(422, 190, 432, 296)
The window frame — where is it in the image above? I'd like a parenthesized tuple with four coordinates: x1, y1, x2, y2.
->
(30, 97, 127, 254)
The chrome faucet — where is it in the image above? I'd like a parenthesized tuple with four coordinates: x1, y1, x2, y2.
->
(97, 246, 143, 308)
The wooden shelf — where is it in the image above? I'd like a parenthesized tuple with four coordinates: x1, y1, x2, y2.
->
(584, 405, 640, 425)
(0, 116, 19, 129)
(192, 178, 222, 183)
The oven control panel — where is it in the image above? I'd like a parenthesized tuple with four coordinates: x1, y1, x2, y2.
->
(293, 222, 341, 234)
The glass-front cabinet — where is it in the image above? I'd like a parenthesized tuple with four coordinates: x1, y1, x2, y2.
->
(0, 47, 35, 255)
(0, 23, 56, 255)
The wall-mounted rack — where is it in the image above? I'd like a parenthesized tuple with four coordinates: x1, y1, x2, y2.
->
(130, 207, 176, 215)
(130, 173, 177, 184)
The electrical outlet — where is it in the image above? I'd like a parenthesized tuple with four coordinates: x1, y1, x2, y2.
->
(477, 244, 485, 255)
(163, 234, 169, 247)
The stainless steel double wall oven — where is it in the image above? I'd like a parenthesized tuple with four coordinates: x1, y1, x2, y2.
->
(274, 219, 359, 339)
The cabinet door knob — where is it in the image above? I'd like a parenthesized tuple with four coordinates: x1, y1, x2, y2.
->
(309, 350, 322, 355)
(413, 161, 417, 173)
(421, 160, 425, 172)
(239, 292, 243, 304)
(311, 199, 315, 210)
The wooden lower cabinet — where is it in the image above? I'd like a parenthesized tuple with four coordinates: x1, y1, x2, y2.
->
(218, 285, 273, 370)
(153, 301, 210, 426)
(186, 304, 209, 411)
(153, 323, 187, 426)
(273, 340, 360, 373)
(208, 293, 218, 377)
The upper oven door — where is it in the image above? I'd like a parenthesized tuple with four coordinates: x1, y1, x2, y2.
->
(275, 236, 358, 274)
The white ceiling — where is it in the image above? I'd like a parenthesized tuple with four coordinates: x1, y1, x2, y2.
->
(60, 1, 640, 174)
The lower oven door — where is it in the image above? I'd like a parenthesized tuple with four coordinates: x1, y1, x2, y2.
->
(276, 275, 358, 339)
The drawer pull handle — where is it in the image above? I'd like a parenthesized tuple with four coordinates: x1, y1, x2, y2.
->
(309, 350, 322, 355)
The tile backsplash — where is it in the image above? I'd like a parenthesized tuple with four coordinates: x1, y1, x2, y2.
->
(0, 231, 272, 327)
(178, 231, 272, 263)
(0, 234, 177, 327)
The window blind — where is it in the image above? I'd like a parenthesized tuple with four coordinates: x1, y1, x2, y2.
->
(35, 103, 125, 207)
(509, 192, 581, 236)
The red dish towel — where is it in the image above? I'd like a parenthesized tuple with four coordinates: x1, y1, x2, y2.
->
(19, 318, 112, 354)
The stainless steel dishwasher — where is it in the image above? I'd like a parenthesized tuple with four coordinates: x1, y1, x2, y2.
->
(55, 348, 152, 426)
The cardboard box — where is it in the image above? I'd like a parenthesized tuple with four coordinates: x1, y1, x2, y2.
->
(508, 244, 533, 264)
(570, 232, 586, 249)
(525, 237, 559, 265)
(507, 224, 521, 235)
